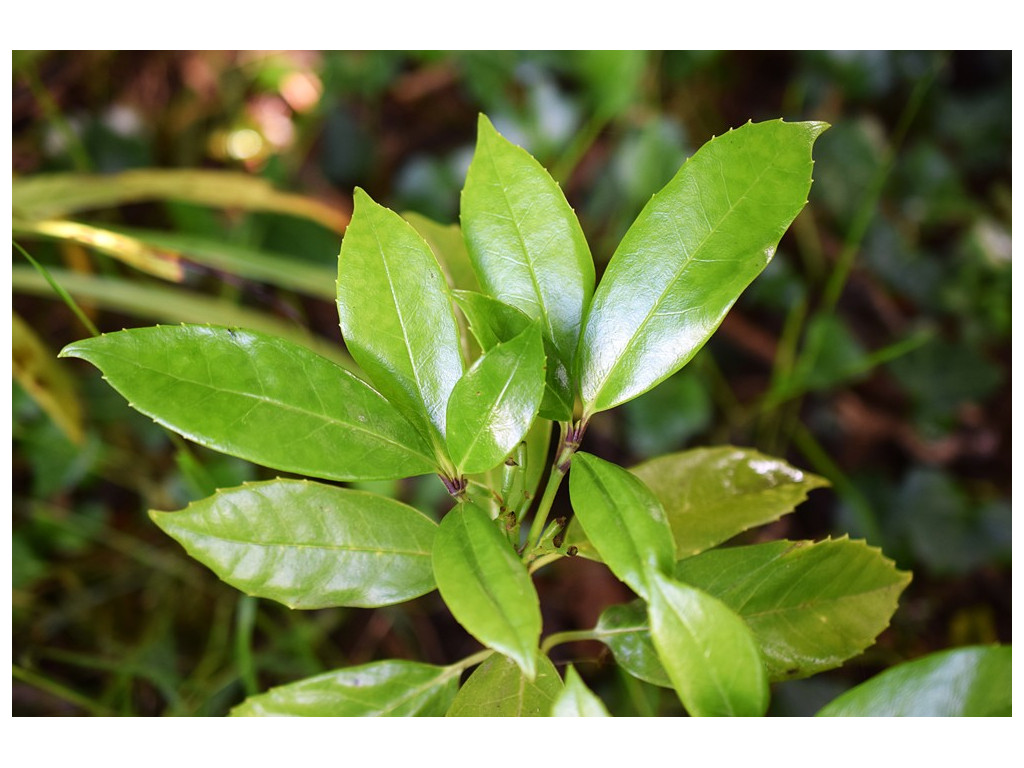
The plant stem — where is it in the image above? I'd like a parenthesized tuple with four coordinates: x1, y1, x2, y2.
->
(524, 418, 587, 553)
(445, 648, 494, 676)
(234, 595, 259, 697)
(540, 629, 602, 655)
(12, 664, 114, 716)
(14, 240, 100, 337)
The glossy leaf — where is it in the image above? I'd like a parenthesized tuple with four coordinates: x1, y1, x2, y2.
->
(432, 503, 541, 678)
(453, 289, 533, 353)
(16, 266, 355, 369)
(13, 311, 84, 444)
(551, 666, 611, 717)
(231, 660, 458, 716)
(594, 602, 671, 689)
(12, 169, 348, 232)
(60, 325, 436, 481)
(446, 323, 546, 474)
(337, 189, 464, 455)
(675, 538, 911, 680)
(151, 480, 437, 609)
(817, 645, 1011, 717)
(595, 538, 910, 686)
(632, 446, 828, 557)
(578, 120, 827, 414)
(461, 114, 594, 421)
(648, 570, 769, 716)
(453, 290, 570, 418)
(568, 452, 674, 599)
(446, 653, 562, 717)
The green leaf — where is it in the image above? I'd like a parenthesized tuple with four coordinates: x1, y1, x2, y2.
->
(594, 602, 671, 689)
(432, 503, 541, 678)
(817, 645, 1011, 717)
(632, 446, 828, 557)
(337, 189, 465, 456)
(446, 323, 546, 474)
(150, 480, 437, 609)
(461, 114, 595, 421)
(230, 659, 459, 716)
(60, 325, 436, 481)
(16, 266, 354, 370)
(551, 666, 611, 717)
(674, 538, 911, 680)
(648, 571, 768, 716)
(453, 289, 533, 353)
(568, 452, 675, 599)
(446, 653, 562, 716)
(452, 290, 570, 419)
(577, 120, 827, 414)
(595, 538, 910, 687)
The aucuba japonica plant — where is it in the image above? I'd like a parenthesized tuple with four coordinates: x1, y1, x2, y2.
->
(60, 115, 912, 717)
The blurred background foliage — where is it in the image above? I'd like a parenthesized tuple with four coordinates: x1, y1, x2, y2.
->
(11, 50, 1011, 716)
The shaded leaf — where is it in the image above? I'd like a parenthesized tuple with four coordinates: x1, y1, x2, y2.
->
(105, 226, 337, 299)
(632, 446, 828, 557)
(447, 323, 546, 474)
(461, 114, 594, 420)
(12, 311, 84, 444)
(577, 120, 827, 414)
(817, 645, 1011, 717)
(432, 504, 541, 678)
(568, 452, 674, 599)
(337, 189, 464, 456)
(594, 601, 671, 689)
(60, 325, 436, 481)
(674, 538, 911, 680)
(648, 571, 769, 716)
(446, 653, 562, 717)
(231, 660, 458, 716)
(452, 290, 570, 418)
(151, 480, 437, 609)
(551, 665, 611, 717)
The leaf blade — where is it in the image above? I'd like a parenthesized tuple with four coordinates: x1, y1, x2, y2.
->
(817, 645, 1011, 717)
(568, 452, 675, 599)
(674, 538, 912, 681)
(446, 653, 562, 717)
(632, 446, 828, 557)
(231, 660, 458, 716)
(648, 571, 769, 716)
(578, 120, 827, 413)
(151, 480, 438, 609)
(446, 323, 546, 474)
(461, 114, 594, 420)
(550, 666, 611, 717)
(60, 325, 436, 481)
(338, 189, 465, 455)
(432, 504, 542, 678)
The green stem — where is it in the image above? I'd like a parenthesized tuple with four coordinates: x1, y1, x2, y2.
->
(14, 240, 100, 337)
(444, 648, 494, 676)
(540, 629, 602, 655)
(528, 552, 564, 575)
(234, 595, 259, 697)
